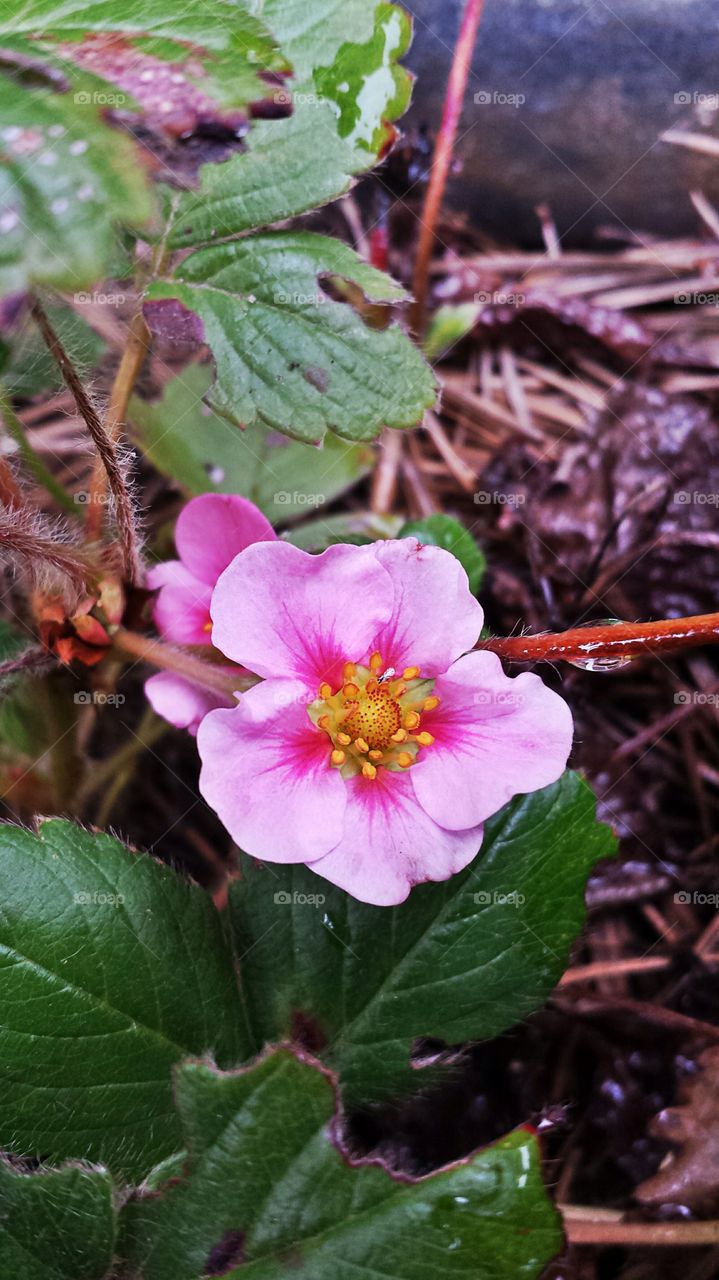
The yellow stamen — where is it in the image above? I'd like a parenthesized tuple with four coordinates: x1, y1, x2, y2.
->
(337, 732, 351, 746)
(368, 749, 383, 761)
(397, 752, 413, 768)
(404, 711, 421, 730)
(343, 662, 356, 680)
(423, 695, 441, 711)
(391, 728, 408, 743)
(343, 681, 359, 698)
(331, 749, 346, 766)
(319, 682, 332, 700)
(355, 737, 369, 753)
(362, 762, 377, 780)
(415, 731, 434, 747)
(203, 619, 213, 633)
(369, 651, 383, 671)
(403, 665, 420, 680)
(318, 714, 329, 730)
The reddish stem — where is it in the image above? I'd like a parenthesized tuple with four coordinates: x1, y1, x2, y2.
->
(477, 612, 719, 664)
(410, 0, 485, 333)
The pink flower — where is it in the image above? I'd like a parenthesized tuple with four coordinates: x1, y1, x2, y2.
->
(145, 494, 276, 733)
(197, 538, 573, 905)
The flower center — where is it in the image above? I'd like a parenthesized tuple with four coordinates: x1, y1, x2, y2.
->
(308, 651, 440, 781)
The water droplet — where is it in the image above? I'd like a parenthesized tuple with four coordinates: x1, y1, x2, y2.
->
(0, 210, 19, 234)
(69, 139, 88, 156)
(566, 618, 634, 672)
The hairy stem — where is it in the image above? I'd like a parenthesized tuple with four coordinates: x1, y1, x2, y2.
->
(30, 298, 143, 583)
(86, 308, 149, 539)
(113, 628, 253, 698)
(410, 0, 485, 333)
(478, 612, 719, 664)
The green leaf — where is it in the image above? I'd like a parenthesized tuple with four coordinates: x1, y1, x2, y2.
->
(0, 78, 151, 295)
(0, 819, 250, 1177)
(228, 775, 615, 1106)
(129, 364, 373, 519)
(145, 232, 435, 443)
(399, 514, 486, 594)
(167, 2, 413, 247)
(284, 510, 402, 550)
(0, 0, 291, 293)
(0, 1157, 115, 1280)
(423, 303, 481, 362)
(120, 1048, 561, 1280)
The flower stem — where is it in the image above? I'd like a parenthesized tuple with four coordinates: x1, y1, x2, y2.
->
(85, 307, 149, 541)
(477, 612, 719, 664)
(112, 627, 252, 697)
(410, 0, 485, 334)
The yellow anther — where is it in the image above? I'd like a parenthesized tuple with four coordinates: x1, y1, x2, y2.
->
(404, 711, 421, 730)
(319, 682, 332, 700)
(423, 695, 441, 712)
(391, 728, 408, 744)
(343, 662, 356, 681)
(331, 749, 346, 766)
(397, 752, 413, 768)
(402, 666, 420, 680)
(203, 619, 213, 633)
(355, 737, 369, 753)
(343, 681, 360, 698)
(368, 749, 383, 761)
(337, 732, 351, 746)
(369, 651, 383, 671)
(362, 762, 377, 780)
(415, 731, 434, 747)
(318, 714, 330, 730)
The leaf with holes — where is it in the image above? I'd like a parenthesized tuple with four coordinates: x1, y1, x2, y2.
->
(144, 232, 436, 443)
(0, 819, 251, 1178)
(167, 1, 413, 246)
(0, 0, 292, 292)
(129, 364, 373, 518)
(228, 774, 615, 1106)
(119, 1047, 561, 1280)
(0, 1157, 115, 1280)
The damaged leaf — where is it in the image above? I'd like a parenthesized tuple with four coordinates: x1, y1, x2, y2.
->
(144, 231, 436, 443)
(166, 1, 414, 246)
(119, 1048, 561, 1280)
(636, 1047, 719, 1213)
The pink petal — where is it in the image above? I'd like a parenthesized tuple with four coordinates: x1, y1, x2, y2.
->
(145, 671, 234, 736)
(175, 493, 276, 586)
(197, 678, 347, 862)
(147, 560, 213, 645)
(369, 539, 484, 675)
(210, 541, 394, 688)
(411, 650, 573, 831)
(308, 770, 483, 906)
